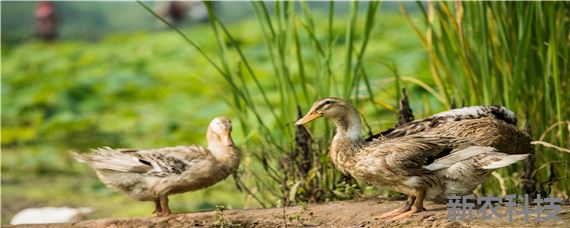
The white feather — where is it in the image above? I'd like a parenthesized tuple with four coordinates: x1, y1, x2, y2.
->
(432, 106, 484, 118)
(482, 154, 529, 170)
(432, 106, 516, 123)
(423, 146, 496, 171)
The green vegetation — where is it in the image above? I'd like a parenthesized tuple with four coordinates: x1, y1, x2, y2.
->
(2, 1, 568, 224)
(2, 3, 426, 222)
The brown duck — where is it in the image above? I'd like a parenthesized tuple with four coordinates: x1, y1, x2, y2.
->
(296, 97, 530, 220)
(72, 117, 240, 216)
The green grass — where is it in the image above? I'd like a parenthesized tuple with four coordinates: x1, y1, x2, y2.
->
(2, 8, 428, 222)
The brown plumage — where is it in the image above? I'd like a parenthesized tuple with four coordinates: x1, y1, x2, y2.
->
(296, 98, 529, 220)
(369, 105, 532, 155)
(72, 117, 240, 216)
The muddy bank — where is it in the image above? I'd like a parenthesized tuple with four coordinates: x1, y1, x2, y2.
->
(7, 198, 570, 227)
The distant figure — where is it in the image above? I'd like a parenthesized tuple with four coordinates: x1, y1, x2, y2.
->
(167, 1, 188, 24)
(35, 1, 59, 41)
(155, 1, 210, 25)
(155, 1, 190, 25)
(11, 207, 93, 225)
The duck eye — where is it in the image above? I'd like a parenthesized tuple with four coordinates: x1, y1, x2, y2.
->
(324, 100, 333, 105)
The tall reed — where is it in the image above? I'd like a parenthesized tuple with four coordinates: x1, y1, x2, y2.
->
(403, 1, 570, 197)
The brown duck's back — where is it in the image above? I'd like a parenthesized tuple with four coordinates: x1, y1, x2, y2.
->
(417, 117, 532, 155)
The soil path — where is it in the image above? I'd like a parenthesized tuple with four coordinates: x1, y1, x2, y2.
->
(8, 198, 570, 227)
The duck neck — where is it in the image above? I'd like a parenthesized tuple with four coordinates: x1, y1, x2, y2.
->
(330, 107, 363, 174)
(332, 106, 363, 141)
(207, 134, 240, 172)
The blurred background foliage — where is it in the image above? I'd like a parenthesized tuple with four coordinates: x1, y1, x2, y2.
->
(1, 1, 568, 224)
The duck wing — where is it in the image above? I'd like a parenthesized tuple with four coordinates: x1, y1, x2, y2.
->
(367, 105, 518, 140)
(366, 136, 487, 176)
(72, 145, 212, 177)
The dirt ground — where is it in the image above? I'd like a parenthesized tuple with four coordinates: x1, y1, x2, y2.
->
(7, 197, 570, 227)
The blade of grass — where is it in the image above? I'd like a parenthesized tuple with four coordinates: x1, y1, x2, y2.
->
(343, 1, 358, 99)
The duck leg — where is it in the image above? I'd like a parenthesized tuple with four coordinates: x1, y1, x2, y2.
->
(158, 195, 172, 216)
(390, 189, 426, 220)
(375, 195, 415, 219)
(152, 199, 163, 216)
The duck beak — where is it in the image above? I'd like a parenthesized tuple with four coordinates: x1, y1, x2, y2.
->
(221, 130, 235, 146)
(295, 111, 322, 125)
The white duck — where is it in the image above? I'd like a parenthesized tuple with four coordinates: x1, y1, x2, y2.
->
(72, 117, 240, 216)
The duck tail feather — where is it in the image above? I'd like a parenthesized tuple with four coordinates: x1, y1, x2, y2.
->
(71, 149, 150, 172)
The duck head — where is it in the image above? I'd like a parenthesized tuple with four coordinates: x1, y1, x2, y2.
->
(207, 116, 235, 147)
(296, 97, 362, 139)
(295, 97, 353, 125)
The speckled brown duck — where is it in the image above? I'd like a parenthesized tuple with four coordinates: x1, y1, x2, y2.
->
(296, 97, 529, 220)
(72, 117, 240, 216)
